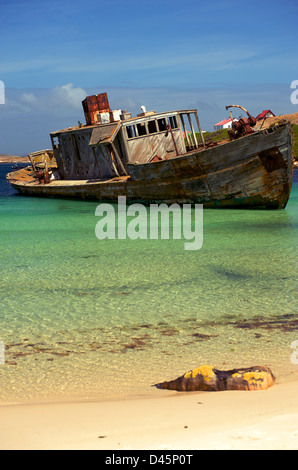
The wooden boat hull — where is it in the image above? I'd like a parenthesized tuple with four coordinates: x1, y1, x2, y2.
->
(7, 122, 294, 209)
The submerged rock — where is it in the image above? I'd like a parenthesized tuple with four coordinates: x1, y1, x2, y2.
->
(153, 365, 275, 391)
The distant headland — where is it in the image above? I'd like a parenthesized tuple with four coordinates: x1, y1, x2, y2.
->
(0, 154, 29, 163)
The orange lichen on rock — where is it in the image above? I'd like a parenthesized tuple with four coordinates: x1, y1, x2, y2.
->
(153, 365, 275, 392)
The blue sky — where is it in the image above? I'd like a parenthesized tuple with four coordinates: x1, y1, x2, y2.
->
(0, 0, 297, 154)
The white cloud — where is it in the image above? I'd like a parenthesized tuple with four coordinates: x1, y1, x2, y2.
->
(20, 92, 39, 105)
(10, 83, 87, 113)
(49, 83, 87, 109)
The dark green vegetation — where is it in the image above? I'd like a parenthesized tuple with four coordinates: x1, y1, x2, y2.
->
(200, 128, 229, 144)
(186, 128, 229, 147)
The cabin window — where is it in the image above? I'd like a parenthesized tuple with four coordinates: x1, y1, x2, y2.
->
(157, 118, 167, 132)
(126, 125, 137, 139)
(148, 120, 157, 134)
(169, 116, 178, 129)
(137, 122, 147, 136)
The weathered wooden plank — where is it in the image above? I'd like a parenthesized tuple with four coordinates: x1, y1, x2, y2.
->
(128, 125, 291, 181)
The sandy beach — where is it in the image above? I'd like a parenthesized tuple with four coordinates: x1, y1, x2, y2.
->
(1, 379, 297, 450)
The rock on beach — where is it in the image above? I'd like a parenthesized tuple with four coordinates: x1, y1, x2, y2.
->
(154, 365, 275, 392)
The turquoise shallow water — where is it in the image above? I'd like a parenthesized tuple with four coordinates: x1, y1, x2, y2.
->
(0, 163, 297, 403)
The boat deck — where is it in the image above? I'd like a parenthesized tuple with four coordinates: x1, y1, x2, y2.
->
(7, 167, 130, 187)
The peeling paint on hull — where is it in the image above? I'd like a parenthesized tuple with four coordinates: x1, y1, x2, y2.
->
(7, 123, 294, 209)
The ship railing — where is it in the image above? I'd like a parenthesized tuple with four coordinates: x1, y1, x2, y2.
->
(177, 110, 205, 150)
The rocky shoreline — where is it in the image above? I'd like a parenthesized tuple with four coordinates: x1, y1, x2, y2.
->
(0, 154, 29, 163)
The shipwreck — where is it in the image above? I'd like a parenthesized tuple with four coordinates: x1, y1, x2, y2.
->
(6, 93, 294, 209)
